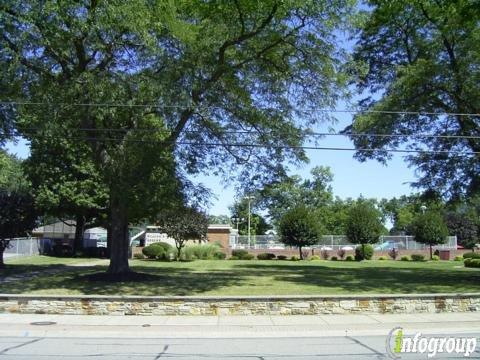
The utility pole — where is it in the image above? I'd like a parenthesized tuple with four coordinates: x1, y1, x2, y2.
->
(244, 196, 255, 249)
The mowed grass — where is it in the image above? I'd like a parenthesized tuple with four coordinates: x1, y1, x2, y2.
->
(1, 256, 479, 296)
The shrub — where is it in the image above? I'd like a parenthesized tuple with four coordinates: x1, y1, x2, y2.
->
(411, 212, 448, 259)
(464, 258, 480, 268)
(320, 249, 329, 260)
(133, 253, 145, 259)
(345, 255, 355, 261)
(355, 244, 374, 261)
(431, 255, 440, 261)
(345, 201, 384, 260)
(214, 251, 226, 260)
(142, 242, 173, 260)
(229, 255, 239, 260)
(337, 248, 346, 260)
(184, 244, 222, 260)
(411, 254, 426, 262)
(388, 248, 399, 260)
(277, 255, 288, 260)
(463, 252, 480, 259)
(291, 255, 300, 261)
(232, 249, 249, 258)
(310, 255, 321, 261)
(400, 255, 411, 261)
(378, 256, 387, 260)
(330, 256, 338, 261)
(242, 254, 255, 260)
(230, 249, 255, 260)
(257, 253, 276, 260)
(454, 255, 464, 261)
(278, 206, 322, 260)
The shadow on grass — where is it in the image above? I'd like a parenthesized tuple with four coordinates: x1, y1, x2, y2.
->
(234, 263, 480, 294)
(0, 264, 249, 296)
(2, 260, 480, 296)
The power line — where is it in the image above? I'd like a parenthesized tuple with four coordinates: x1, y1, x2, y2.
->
(13, 127, 480, 141)
(1, 100, 480, 117)
(16, 133, 480, 156)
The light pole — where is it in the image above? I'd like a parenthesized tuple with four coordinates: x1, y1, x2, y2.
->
(244, 196, 255, 248)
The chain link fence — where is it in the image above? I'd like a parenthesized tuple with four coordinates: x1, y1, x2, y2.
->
(4, 238, 44, 259)
(233, 234, 457, 251)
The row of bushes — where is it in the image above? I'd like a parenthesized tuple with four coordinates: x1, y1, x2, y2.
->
(139, 242, 225, 261)
(464, 258, 480, 268)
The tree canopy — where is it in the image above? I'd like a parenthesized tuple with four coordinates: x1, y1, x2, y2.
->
(411, 211, 449, 259)
(278, 206, 322, 259)
(348, 0, 480, 199)
(1, 0, 353, 274)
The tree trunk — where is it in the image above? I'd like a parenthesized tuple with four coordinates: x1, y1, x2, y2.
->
(299, 246, 303, 260)
(429, 244, 433, 260)
(107, 195, 130, 274)
(362, 243, 365, 261)
(73, 214, 85, 256)
(0, 245, 5, 269)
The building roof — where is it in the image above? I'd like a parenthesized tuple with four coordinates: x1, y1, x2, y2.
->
(32, 220, 76, 235)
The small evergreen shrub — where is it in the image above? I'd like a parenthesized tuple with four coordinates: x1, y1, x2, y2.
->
(291, 255, 300, 261)
(214, 251, 226, 260)
(229, 255, 239, 260)
(330, 256, 338, 261)
(310, 255, 321, 261)
(277, 255, 288, 260)
(378, 256, 387, 260)
(232, 249, 249, 258)
(142, 242, 173, 260)
(133, 253, 145, 259)
(454, 255, 464, 261)
(400, 256, 411, 261)
(411, 254, 426, 262)
(242, 254, 255, 260)
(257, 253, 276, 260)
(345, 255, 354, 261)
(355, 244, 374, 261)
(431, 255, 440, 261)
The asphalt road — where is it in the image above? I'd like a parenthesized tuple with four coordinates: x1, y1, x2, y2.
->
(1, 335, 479, 360)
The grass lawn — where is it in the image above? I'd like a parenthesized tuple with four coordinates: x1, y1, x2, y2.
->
(1, 256, 479, 296)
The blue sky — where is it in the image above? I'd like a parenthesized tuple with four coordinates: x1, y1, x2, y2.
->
(190, 114, 416, 216)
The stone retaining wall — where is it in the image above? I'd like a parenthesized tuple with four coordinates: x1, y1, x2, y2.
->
(0, 294, 479, 316)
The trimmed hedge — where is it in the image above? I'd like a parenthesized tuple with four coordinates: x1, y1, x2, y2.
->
(378, 256, 387, 260)
(463, 252, 480, 259)
(431, 255, 440, 261)
(400, 256, 411, 261)
(411, 254, 426, 262)
(464, 258, 480, 268)
(330, 256, 338, 261)
(142, 242, 173, 260)
(257, 253, 276, 260)
(277, 255, 288, 260)
(454, 255, 464, 261)
(345, 255, 354, 261)
(310, 255, 321, 261)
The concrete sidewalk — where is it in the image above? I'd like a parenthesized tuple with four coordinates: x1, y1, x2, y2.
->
(1, 312, 479, 338)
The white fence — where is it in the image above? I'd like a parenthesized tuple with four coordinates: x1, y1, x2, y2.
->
(4, 238, 43, 259)
(233, 235, 457, 251)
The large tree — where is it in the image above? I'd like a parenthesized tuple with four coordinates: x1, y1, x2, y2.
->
(347, 1, 480, 199)
(1, 0, 352, 274)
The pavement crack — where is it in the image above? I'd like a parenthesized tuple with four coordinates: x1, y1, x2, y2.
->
(154, 344, 169, 359)
(346, 335, 386, 358)
(0, 338, 43, 355)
